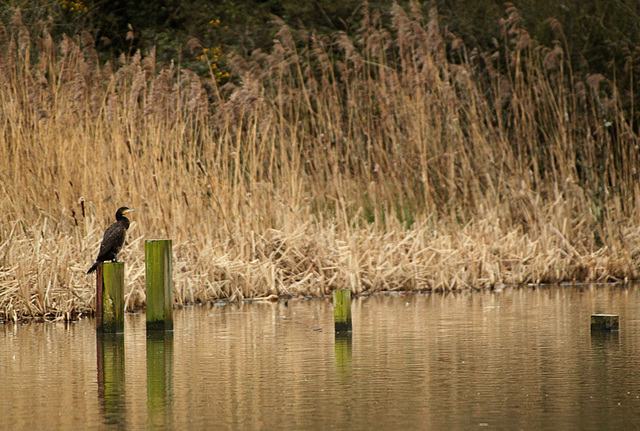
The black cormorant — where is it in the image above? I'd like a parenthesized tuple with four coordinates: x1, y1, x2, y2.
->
(87, 206, 135, 274)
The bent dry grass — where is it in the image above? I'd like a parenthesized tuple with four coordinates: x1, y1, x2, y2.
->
(1, 4, 640, 321)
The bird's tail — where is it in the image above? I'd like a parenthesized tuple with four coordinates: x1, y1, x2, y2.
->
(87, 261, 99, 274)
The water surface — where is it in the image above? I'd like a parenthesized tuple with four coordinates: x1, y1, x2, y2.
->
(2, 285, 640, 430)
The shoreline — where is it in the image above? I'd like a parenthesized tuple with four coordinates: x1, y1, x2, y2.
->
(0, 274, 632, 323)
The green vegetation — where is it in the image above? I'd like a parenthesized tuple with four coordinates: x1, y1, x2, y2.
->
(4, 1, 639, 104)
(0, 1, 639, 321)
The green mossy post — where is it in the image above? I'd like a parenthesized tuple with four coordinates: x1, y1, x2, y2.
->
(333, 289, 352, 333)
(591, 314, 619, 332)
(96, 262, 125, 333)
(145, 240, 173, 331)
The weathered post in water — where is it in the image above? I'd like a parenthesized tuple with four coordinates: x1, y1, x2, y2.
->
(333, 289, 352, 333)
(145, 240, 173, 331)
(591, 314, 619, 332)
(96, 262, 125, 333)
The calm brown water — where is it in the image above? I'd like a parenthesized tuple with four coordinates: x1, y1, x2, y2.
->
(2, 285, 640, 430)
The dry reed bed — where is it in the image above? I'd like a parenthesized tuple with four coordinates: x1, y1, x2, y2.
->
(1, 5, 639, 321)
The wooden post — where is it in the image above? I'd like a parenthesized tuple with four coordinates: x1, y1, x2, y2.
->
(95, 263, 103, 329)
(96, 262, 125, 333)
(145, 240, 173, 331)
(591, 314, 619, 332)
(333, 289, 352, 333)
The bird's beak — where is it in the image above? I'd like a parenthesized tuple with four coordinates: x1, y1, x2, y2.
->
(125, 208, 135, 214)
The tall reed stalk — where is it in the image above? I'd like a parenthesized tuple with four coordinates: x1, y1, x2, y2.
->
(1, 4, 639, 321)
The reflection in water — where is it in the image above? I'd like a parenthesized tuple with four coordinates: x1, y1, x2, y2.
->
(334, 333, 352, 375)
(2, 286, 640, 429)
(147, 332, 174, 430)
(96, 333, 126, 428)
(591, 330, 620, 350)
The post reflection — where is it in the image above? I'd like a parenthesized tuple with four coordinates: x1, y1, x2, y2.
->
(147, 331, 174, 430)
(334, 333, 352, 375)
(96, 333, 126, 428)
(590, 330, 620, 350)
